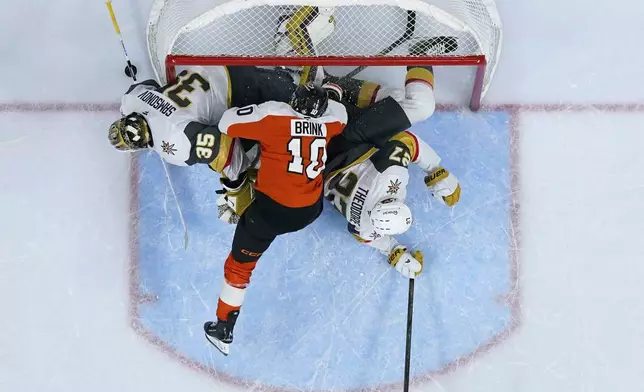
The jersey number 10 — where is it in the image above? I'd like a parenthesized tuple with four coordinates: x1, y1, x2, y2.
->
(287, 137, 327, 180)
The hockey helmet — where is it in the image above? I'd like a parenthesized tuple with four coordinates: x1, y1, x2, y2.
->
(290, 82, 328, 118)
(370, 198, 413, 236)
(108, 113, 151, 151)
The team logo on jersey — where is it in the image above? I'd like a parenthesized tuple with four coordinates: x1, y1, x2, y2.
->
(369, 230, 382, 240)
(387, 179, 402, 195)
(161, 141, 177, 155)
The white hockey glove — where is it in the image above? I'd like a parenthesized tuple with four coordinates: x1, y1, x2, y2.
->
(388, 246, 424, 278)
(425, 167, 461, 207)
(216, 173, 255, 224)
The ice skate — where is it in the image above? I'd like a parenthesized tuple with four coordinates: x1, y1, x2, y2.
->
(204, 310, 239, 356)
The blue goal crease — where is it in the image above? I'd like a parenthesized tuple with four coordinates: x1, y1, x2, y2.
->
(134, 110, 514, 390)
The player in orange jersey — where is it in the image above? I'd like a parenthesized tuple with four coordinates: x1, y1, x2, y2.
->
(203, 83, 346, 355)
(204, 82, 407, 355)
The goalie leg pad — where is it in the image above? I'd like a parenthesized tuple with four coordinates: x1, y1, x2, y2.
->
(275, 6, 336, 56)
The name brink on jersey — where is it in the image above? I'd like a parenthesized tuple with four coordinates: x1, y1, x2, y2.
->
(137, 91, 177, 117)
(291, 119, 327, 137)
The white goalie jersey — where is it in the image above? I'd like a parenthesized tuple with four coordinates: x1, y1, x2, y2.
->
(324, 131, 442, 255)
(119, 66, 250, 176)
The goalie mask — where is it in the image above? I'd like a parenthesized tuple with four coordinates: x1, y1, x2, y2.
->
(370, 198, 413, 236)
(108, 113, 151, 151)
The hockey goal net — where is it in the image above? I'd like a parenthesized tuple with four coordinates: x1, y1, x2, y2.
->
(147, 0, 502, 111)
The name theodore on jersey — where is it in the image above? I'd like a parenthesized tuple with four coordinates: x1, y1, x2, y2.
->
(349, 186, 369, 226)
(137, 91, 177, 117)
(291, 119, 327, 137)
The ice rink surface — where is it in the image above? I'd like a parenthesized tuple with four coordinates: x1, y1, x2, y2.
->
(1, 0, 644, 391)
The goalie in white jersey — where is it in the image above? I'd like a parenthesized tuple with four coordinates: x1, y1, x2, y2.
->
(324, 131, 461, 278)
(108, 66, 294, 179)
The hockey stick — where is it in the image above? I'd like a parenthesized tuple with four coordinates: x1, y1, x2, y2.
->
(160, 158, 189, 249)
(343, 11, 417, 79)
(105, 0, 138, 80)
(403, 278, 415, 392)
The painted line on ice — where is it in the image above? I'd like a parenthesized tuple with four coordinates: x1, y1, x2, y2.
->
(2, 101, 643, 113)
(3, 101, 641, 391)
(0, 102, 120, 112)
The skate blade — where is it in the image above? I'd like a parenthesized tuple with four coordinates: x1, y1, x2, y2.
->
(205, 334, 230, 356)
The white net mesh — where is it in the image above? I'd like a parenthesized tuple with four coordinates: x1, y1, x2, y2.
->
(147, 0, 502, 97)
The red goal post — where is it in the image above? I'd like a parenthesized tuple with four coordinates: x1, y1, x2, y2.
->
(147, 0, 502, 111)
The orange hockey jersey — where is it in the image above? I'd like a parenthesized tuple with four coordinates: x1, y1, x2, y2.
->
(218, 100, 348, 208)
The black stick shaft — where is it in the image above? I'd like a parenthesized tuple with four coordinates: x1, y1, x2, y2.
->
(126, 60, 137, 81)
(404, 278, 415, 392)
(344, 11, 417, 79)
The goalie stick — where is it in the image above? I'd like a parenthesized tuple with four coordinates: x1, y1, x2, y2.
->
(161, 158, 189, 249)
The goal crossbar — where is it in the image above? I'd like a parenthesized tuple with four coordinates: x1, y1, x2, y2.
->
(166, 54, 487, 111)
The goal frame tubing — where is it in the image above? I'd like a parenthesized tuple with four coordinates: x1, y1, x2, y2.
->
(166, 54, 487, 111)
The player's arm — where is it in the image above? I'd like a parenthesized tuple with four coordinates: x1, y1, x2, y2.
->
(388, 131, 440, 171)
(125, 79, 161, 94)
(351, 229, 398, 255)
(390, 130, 461, 207)
(118, 79, 164, 117)
(351, 228, 424, 279)
(181, 121, 251, 180)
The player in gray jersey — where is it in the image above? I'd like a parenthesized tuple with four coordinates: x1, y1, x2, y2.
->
(324, 131, 461, 279)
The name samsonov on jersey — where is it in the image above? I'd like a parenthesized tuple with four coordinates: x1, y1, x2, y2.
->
(137, 91, 176, 117)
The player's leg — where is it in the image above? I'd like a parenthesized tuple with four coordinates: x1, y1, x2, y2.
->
(226, 65, 297, 106)
(204, 200, 278, 355)
(255, 67, 299, 102)
(377, 66, 436, 124)
(327, 64, 435, 121)
(326, 36, 454, 113)
(329, 64, 437, 152)
(204, 192, 323, 355)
